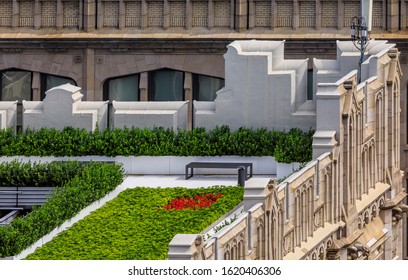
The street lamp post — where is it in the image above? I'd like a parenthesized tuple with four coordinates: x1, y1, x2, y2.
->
(350, 16, 369, 83)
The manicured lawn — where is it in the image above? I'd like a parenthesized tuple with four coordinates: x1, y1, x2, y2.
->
(25, 186, 243, 260)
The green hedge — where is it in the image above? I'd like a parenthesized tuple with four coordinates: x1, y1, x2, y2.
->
(0, 162, 124, 258)
(0, 160, 86, 187)
(24, 186, 243, 260)
(0, 126, 314, 163)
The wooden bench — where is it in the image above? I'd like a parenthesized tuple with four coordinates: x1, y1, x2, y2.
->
(185, 162, 253, 180)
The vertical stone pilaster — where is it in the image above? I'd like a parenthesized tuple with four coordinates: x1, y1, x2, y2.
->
(83, 0, 96, 32)
(96, 0, 103, 29)
(248, 0, 255, 29)
(78, 0, 84, 29)
(184, 72, 193, 130)
(235, 0, 248, 32)
(119, 0, 125, 29)
(83, 49, 95, 101)
(293, 0, 299, 30)
(337, 0, 344, 30)
(271, 0, 277, 29)
(163, 0, 170, 29)
(32, 72, 41, 101)
(230, 0, 235, 29)
(387, 0, 399, 32)
(186, 0, 192, 29)
(34, 0, 41, 29)
(315, 0, 321, 30)
(12, 0, 19, 28)
(208, 0, 214, 29)
(139, 72, 148, 101)
(381, 208, 393, 259)
(56, 0, 63, 29)
(141, 0, 148, 29)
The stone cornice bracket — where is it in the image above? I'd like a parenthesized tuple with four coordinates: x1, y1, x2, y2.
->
(198, 48, 219, 53)
(1, 48, 22, 53)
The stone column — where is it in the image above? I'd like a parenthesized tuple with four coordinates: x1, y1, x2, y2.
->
(12, 0, 19, 28)
(34, 0, 41, 29)
(163, 0, 170, 29)
(56, 0, 63, 29)
(119, 0, 125, 29)
(186, 0, 192, 29)
(83, 49, 95, 101)
(139, 72, 148, 101)
(184, 72, 193, 130)
(381, 208, 393, 259)
(83, 0, 96, 32)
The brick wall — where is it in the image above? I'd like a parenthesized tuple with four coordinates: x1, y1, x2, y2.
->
(255, 1, 271, 27)
(170, 1, 186, 27)
(344, 1, 360, 26)
(321, 1, 337, 27)
(125, 1, 142, 27)
(0, 0, 12, 27)
(41, 1, 57, 27)
(299, 1, 315, 27)
(63, 1, 79, 27)
(277, 1, 293, 27)
(104, 1, 119, 27)
(214, 1, 230, 27)
(192, 1, 207, 27)
(148, 1, 163, 27)
(19, 1, 35, 27)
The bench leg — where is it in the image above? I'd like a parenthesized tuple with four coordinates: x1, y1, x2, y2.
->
(185, 167, 194, 180)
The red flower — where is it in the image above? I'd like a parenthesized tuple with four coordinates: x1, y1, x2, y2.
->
(163, 193, 223, 211)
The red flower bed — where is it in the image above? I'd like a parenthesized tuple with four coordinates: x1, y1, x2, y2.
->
(163, 193, 223, 210)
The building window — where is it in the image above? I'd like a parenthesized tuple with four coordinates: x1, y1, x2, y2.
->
(0, 70, 32, 101)
(103, 74, 140, 101)
(193, 74, 224, 101)
(149, 69, 184, 101)
(307, 69, 313, 100)
(41, 74, 77, 100)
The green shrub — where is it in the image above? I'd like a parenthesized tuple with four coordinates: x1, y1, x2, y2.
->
(0, 126, 314, 163)
(24, 186, 244, 260)
(0, 162, 124, 258)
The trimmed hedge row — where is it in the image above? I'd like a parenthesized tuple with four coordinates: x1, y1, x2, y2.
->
(0, 126, 314, 163)
(24, 186, 244, 260)
(0, 161, 124, 258)
(0, 160, 86, 187)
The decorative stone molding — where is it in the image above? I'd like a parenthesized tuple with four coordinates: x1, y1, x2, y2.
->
(73, 56, 83, 64)
(1, 48, 22, 53)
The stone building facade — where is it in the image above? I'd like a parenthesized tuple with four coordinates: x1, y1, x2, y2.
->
(169, 39, 406, 260)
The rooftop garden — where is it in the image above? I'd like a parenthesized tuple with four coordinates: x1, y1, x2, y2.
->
(24, 186, 244, 260)
(0, 161, 124, 258)
(0, 125, 314, 163)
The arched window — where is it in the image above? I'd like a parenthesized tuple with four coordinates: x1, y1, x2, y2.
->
(41, 74, 77, 100)
(193, 74, 224, 101)
(103, 74, 140, 101)
(0, 70, 32, 101)
(149, 69, 184, 101)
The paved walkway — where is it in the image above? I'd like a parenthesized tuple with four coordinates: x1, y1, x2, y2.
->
(119, 174, 275, 190)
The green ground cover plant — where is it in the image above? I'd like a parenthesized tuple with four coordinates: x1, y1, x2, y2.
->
(0, 126, 314, 163)
(24, 186, 244, 260)
(0, 161, 124, 258)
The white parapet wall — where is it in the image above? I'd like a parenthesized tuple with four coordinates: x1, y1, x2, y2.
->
(22, 83, 108, 132)
(194, 40, 316, 132)
(0, 101, 17, 131)
(112, 101, 188, 131)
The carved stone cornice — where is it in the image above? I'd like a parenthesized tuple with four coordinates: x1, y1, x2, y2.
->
(1, 48, 23, 53)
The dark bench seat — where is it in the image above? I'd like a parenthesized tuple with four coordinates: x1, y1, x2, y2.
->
(185, 162, 253, 180)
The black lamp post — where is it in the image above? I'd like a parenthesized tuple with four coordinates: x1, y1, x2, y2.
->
(350, 16, 369, 83)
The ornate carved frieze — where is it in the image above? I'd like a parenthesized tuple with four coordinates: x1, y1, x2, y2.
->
(1, 48, 23, 53)
(109, 48, 130, 53)
(154, 48, 174, 53)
